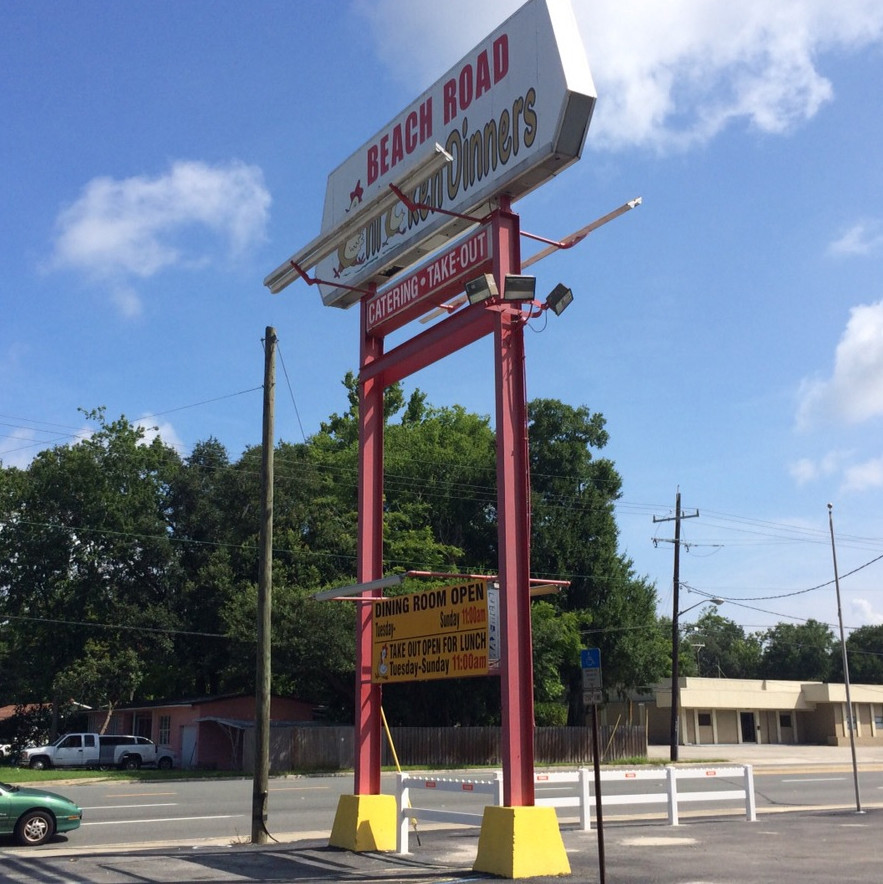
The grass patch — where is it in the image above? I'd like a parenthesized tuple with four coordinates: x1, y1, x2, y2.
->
(0, 766, 235, 785)
(0, 756, 674, 785)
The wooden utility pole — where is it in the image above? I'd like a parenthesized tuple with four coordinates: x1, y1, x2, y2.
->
(653, 490, 698, 762)
(252, 326, 276, 844)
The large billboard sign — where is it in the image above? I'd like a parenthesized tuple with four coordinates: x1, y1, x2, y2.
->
(372, 580, 500, 684)
(309, 0, 595, 309)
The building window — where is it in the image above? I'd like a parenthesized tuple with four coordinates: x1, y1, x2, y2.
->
(158, 715, 171, 745)
(697, 712, 712, 727)
(874, 706, 883, 730)
(780, 713, 792, 729)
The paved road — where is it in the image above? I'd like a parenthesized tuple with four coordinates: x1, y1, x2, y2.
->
(46, 776, 349, 848)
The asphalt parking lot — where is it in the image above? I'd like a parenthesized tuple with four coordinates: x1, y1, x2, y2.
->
(3, 809, 881, 883)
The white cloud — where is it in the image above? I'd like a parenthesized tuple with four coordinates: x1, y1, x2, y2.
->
(788, 458, 818, 485)
(842, 455, 883, 492)
(353, 0, 883, 151)
(851, 597, 883, 625)
(0, 427, 39, 470)
(829, 220, 883, 256)
(797, 301, 883, 428)
(0, 419, 182, 469)
(789, 451, 845, 486)
(790, 449, 883, 494)
(49, 159, 271, 312)
(109, 283, 144, 319)
(135, 417, 185, 453)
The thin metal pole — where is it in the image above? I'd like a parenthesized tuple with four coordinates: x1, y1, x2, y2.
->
(827, 503, 863, 814)
(591, 704, 606, 884)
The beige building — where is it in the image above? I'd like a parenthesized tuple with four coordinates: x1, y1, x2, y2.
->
(620, 677, 883, 748)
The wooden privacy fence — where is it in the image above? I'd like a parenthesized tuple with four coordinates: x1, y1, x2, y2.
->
(288, 725, 645, 772)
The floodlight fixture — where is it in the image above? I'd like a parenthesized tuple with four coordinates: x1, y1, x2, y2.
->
(465, 273, 499, 305)
(546, 283, 574, 316)
(502, 275, 537, 301)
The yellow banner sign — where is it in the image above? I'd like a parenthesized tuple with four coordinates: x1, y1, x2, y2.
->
(372, 580, 495, 683)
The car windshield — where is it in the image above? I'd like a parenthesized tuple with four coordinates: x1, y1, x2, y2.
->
(0, 782, 20, 792)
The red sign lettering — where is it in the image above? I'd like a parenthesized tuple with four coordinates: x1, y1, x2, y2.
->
(444, 34, 509, 125)
(366, 97, 434, 186)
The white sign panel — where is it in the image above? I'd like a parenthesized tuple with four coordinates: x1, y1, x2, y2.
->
(315, 0, 595, 308)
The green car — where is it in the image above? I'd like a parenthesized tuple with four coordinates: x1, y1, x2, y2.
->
(0, 781, 83, 846)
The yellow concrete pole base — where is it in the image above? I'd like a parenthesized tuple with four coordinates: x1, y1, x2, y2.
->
(473, 805, 571, 878)
(328, 793, 397, 852)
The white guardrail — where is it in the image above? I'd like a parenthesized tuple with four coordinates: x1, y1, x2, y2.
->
(395, 765, 755, 852)
(535, 765, 757, 830)
(396, 772, 503, 854)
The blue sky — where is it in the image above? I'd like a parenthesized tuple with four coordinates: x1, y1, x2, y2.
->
(4, 0, 883, 637)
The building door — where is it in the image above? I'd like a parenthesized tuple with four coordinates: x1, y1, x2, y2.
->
(181, 725, 197, 769)
(778, 712, 796, 744)
(740, 711, 757, 743)
(133, 715, 152, 739)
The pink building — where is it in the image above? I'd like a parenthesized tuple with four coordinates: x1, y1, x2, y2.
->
(87, 694, 316, 770)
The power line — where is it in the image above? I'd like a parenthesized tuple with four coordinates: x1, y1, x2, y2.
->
(143, 386, 263, 419)
(0, 387, 264, 460)
(276, 341, 307, 443)
(2, 613, 233, 640)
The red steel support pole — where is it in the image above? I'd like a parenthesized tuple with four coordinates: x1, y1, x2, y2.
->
(355, 292, 384, 795)
(492, 197, 535, 807)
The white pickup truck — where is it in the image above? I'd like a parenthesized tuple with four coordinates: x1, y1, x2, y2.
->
(19, 733, 175, 770)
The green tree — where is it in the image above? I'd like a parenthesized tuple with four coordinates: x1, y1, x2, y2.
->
(0, 409, 181, 709)
(531, 601, 582, 725)
(681, 609, 763, 678)
(166, 438, 240, 697)
(199, 437, 364, 708)
(383, 400, 496, 570)
(760, 619, 836, 681)
(527, 399, 667, 719)
(53, 639, 144, 732)
(840, 625, 883, 683)
(318, 371, 406, 448)
(0, 385, 672, 728)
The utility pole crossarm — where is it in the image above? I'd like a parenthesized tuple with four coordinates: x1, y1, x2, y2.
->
(652, 509, 699, 524)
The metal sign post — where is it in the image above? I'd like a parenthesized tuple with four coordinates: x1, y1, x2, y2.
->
(264, 2, 613, 874)
(582, 647, 606, 884)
